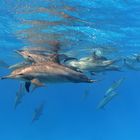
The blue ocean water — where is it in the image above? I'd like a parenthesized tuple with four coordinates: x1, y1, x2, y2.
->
(0, 0, 140, 140)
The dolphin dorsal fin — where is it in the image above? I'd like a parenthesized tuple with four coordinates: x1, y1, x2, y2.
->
(31, 79, 44, 86)
(50, 54, 60, 64)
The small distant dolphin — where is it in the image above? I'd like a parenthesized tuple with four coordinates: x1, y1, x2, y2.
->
(90, 65, 121, 74)
(82, 86, 91, 101)
(124, 58, 140, 71)
(1, 62, 94, 92)
(97, 91, 118, 109)
(105, 78, 125, 96)
(32, 102, 45, 123)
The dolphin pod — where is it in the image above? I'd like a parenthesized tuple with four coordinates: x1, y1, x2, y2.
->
(0, 47, 133, 111)
(0, 1, 138, 125)
(0, 47, 125, 93)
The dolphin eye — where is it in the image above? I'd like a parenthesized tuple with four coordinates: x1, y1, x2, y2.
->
(28, 55, 33, 60)
(19, 73, 24, 76)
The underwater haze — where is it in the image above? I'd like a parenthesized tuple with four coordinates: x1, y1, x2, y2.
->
(0, 0, 140, 140)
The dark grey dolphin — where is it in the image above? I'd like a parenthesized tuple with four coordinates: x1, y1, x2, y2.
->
(97, 91, 118, 109)
(105, 77, 125, 96)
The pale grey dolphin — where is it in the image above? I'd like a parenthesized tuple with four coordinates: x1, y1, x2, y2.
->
(105, 78, 125, 96)
(32, 102, 45, 123)
(97, 91, 118, 109)
(65, 57, 118, 74)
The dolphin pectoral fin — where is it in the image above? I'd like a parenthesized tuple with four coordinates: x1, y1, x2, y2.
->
(25, 82, 31, 93)
(31, 79, 44, 86)
(31, 79, 45, 92)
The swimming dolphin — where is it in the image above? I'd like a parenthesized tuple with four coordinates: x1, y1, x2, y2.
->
(15, 49, 76, 64)
(82, 86, 91, 101)
(15, 50, 56, 63)
(1, 62, 94, 92)
(124, 58, 140, 71)
(65, 57, 118, 74)
(90, 65, 122, 74)
(124, 54, 140, 63)
(14, 83, 26, 109)
(97, 91, 118, 109)
(8, 49, 60, 70)
(105, 78, 125, 96)
(32, 102, 45, 123)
